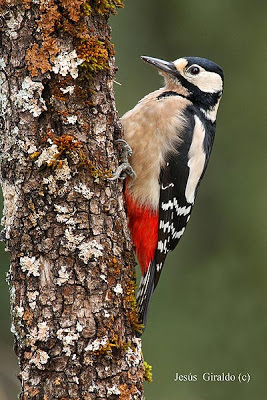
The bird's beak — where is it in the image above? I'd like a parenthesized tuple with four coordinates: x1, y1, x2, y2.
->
(141, 56, 177, 76)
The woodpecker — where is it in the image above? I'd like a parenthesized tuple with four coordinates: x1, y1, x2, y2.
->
(115, 55, 224, 330)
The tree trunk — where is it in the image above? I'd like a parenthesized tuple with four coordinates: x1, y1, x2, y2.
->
(0, 1, 145, 399)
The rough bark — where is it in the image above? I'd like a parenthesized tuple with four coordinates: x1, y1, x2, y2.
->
(0, 1, 145, 399)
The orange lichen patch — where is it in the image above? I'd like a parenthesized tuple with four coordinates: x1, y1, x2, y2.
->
(118, 383, 137, 400)
(23, 308, 34, 326)
(55, 377, 61, 385)
(26, 0, 60, 76)
(60, 18, 87, 41)
(77, 36, 109, 73)
(124, 279, 144, 334)
(59, 0, 86, 22)
(43, 36, 59, 59)
(29, 150, 42, 160)
(25, 44, 52, 77)
(41, 130, 113, 179)
(0, 0, 17, 12)
(107, 257, 121, 275)
(93, 334, 130, 357)
(22, 0, 32, 9)
(44, 131, 84, 160)
(39, 0, 61, 36)
(91, 0, 124, 16)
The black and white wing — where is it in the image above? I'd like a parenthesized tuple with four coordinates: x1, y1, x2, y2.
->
(154, 109, 215, 287)
(154, 144, 193, 286)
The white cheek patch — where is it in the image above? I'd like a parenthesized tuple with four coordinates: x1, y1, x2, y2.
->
(190, 71, 223, 93)
(185, 116, 206, 204)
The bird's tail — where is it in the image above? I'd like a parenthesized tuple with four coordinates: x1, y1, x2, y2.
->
(136, 261, 156, 334)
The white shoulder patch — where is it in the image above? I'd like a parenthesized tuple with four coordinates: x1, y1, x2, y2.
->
(185, 116, 206, 204)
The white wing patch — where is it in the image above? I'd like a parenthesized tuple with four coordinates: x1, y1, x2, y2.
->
(161, 200, 174, 210)
(157, 238, 170, 254)
(185, 115, 206, 204)
(173, 198, 191, 216)
(161, 183, 174, 190)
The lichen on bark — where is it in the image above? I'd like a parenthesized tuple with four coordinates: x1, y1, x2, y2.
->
(0, 1, 145, 399)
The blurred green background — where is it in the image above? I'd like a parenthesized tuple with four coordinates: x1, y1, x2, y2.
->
(0, 0, 265, 399)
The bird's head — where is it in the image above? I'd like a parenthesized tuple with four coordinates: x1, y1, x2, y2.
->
(141, 55, 224, 109)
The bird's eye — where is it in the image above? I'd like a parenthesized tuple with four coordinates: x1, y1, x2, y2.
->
(189, 66, 200, 75)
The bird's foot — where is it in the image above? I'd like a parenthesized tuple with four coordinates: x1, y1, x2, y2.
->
(108, 139, 136, 180)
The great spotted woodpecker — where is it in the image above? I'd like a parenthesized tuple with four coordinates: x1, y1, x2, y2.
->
(113, 55, 224, 330)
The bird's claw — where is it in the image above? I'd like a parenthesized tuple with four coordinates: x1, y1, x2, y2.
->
(108, 139, 136, 181)
(108, 162, 136, 181)
(115, 139, 133, 160)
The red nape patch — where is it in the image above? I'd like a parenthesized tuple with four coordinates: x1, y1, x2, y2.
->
(125, 187, 158, 275)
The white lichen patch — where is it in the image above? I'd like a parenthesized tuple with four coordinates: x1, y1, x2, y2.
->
(64, 228, 85, 251)
(78, 239, 103, 263)
(54, 204, 69, 214)
(15, 76, 47, 117)
(113, 283, 123, 295)
(16, 135, 38, 156)
(0, 93, 7, 117)
(100, 274, 107, 283)
(57, 328, 80, 356)
(0, 58, 6, 69)
(125, 337, 142, 367)
(55, 159, 72, 181)
(94, 115, 106, 138)
(28, 326, 38, 345)
(0, 73, 7, 117)
(104, 310, 110, 318)
(76, 321, 83, 332)
(35, 140, 59, 168)
(30, 349, 50, 369)
(12, 126, 19, 136)
(27, 143, 38, 155)
(6, 10, 23, 40)
(54, 203, 77, 226)
(52, 50, 84, 79)
(21, 366, 30, 382)
(42, 175, 57, 195)
(74, 183, 93, 199)
(60, 85, 75, 94)
(15, 306, 24, 318)
(89, 382, 100, 393)
(73, 376, 79, 384)
(125, 345, 142, 367)
(20, 256, 40, 277)
(66, 115, 77, 125)
(27, 291, 39, 310)
(85, 336, 108, 352)
(107, 385, 121, 396)
(56, 265, 70, 286)
(1, 182, 19, 239)
(37, 322, 49, 341)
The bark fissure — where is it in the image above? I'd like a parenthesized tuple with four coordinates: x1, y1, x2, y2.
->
(0, 1, 145, 399)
